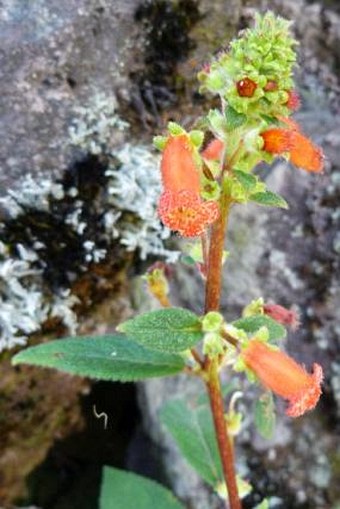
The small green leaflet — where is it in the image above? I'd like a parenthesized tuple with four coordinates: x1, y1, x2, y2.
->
(12, 335, 185, 382)
(254, 500, 270, 509)
(207, 109, 228, 135)
(100, 467, 185, 509)
(232, 315, 286, 342)
(225, 106, 247, 130)
(254, 392, 276, 440)
(250, 191, 288, 209)
(160, 397, 223, 487)
(233, 170, 257, 193)
(118, 308, 203, 353)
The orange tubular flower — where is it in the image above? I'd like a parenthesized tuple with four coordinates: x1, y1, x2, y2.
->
(241, 340, 323, 418)
(158, 135, 219, 237)
(261, 128, 293, 154)
(261, 120, 324, 173)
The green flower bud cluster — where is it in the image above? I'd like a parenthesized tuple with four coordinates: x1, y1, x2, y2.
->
(198, 12, 297, 118)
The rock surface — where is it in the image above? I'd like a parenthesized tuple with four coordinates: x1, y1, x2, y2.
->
(0, 0, 139, 192)
(0, 0, 340, 508)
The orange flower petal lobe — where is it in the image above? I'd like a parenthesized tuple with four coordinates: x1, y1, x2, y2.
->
(158, 190, 219, 237)
(289, 131, 324, 173)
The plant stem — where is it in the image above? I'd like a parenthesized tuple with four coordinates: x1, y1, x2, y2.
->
(205, 195, 230, 312)
(206, 360, 241, 509)
(204, 191, 241, 509)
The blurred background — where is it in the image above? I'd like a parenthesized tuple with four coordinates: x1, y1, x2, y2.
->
(0, 0, 339, 508)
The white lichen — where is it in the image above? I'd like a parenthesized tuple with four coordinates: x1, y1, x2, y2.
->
(68, 92, 128, 153)
(105, 144, 179, 262)
(0, 174, 64, 218)
(0, 241, 81, 351)
(0, 93, 178, 352)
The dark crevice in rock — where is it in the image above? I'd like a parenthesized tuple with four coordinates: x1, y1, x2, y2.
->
(130, 0, 201, 123)
(16, 381, 140, 509)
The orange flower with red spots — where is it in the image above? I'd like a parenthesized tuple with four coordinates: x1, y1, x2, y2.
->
(241, 340, 323, 417)
(261, 119, 324, 173)
(158, 135, 219, 237)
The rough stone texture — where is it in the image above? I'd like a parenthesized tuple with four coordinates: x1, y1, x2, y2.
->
(0, 0, 139, 192)
(0, 0, 340, 508)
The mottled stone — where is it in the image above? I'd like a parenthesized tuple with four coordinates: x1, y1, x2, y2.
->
(0, 0, 139, 192)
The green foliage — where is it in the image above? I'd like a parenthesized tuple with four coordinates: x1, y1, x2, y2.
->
(254, 500, 270, 509)
(232, 315, 286, 342)
(207, 109, 228, 136)
(189, 130, 204, 149)
(254, 392, 276, 439)
(160, 397, 223, 487)
(118, 308, 203, 353)
(167, 121, 185, 136)
(198, 12, 297, 119)
(250, 190, 288, 209)
(233, 170, 257, 193)
(12, 335, 185, 381)
(100, 467, 185, 509)
(225, 106, 247, 130)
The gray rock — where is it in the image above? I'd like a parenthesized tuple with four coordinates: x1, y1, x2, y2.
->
(0, 0, 139, 192)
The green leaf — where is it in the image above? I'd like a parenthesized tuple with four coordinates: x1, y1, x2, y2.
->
(100, 467, 185, 509)
(12, 335, 185, 381)
(250, 191, 288, 209)
(207, 109, 228, 135)
(232, 315, 286, 341)
(233, 170, 257, 193)
(254, 500, 270, 509)
(254, 392, 276, 439)
(160, 397, 223, 487)
(118, 308, 203, 353)
(225, 106, 247, 130)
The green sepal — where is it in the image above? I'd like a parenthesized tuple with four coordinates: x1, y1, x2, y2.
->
(117, 308, 203, 353)
(12, 335, 185, 381)
(232, 315, 286, 342)
(100, 467, 185, 509)
(254, 392, 276, 440)
(250, 191, 289, 209)
(153, 135, 168, 151)
(225, 106, 247, 130)
(207, 109, 228, 136)
(167, 122, 186, 136)
(189, 130, 204, 149)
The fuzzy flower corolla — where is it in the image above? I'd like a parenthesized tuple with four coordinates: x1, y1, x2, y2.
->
(158, 135, 219, 237)
(241, 340, 323, 417)
(261, 118, 324, 173)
